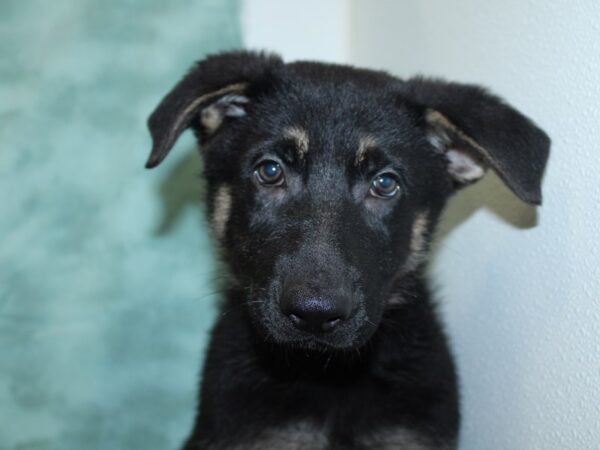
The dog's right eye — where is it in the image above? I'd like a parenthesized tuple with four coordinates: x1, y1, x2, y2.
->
(255, 160, 285, 186)
(370, 173, 400, 199)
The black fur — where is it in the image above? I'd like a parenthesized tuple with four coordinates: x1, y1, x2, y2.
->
(146, 51, 550, 449)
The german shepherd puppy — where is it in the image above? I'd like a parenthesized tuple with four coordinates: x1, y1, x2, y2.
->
(146, 51, 550, 449)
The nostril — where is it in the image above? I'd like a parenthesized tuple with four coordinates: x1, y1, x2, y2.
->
(287, 311, 342, 332)
(287, 313, 306, 329)
(281, 287, 352, 333)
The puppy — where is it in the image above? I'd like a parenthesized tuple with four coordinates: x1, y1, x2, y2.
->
(146, 51, 550, 449)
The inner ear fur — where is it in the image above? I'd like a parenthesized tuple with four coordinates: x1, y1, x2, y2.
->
(404, 77, 550, 205)
(146, 51, 283, 169)
(425, 109, 488, 185)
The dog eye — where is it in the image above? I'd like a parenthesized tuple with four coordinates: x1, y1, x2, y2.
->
(255, 160, 285, 186)
(370, 173, 400, 199)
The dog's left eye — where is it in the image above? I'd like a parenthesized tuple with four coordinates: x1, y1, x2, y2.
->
(370, 173, 400, 199)
(255, 160, 285, 186)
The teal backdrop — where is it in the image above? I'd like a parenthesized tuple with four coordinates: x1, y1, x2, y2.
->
(0, 1, 241, 449)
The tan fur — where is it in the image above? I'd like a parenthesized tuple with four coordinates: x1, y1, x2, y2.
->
(400, 210, 430, 275)
(201, 106, 224, 132)
(201, 93, 249, 133)
(212, 185, 232, 241)
(168, 82, 248, 142)
(410, 211, 429, 254)
(424, 109, 487, 182)
(424, 109, 488, 156)
(388, 211, 431, 306)
(355, 135, 378, 166)
(358, 427, 449, 450)
(215, 423, 449, 449)
(231, 421, 328, 450)
(284, 126, 309, 159)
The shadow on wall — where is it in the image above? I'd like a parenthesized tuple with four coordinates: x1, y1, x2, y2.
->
(153, 148, 207, 236)
(434, 171, 538, 245)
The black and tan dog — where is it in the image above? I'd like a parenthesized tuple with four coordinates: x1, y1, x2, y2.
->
(146, 51, 549, 449)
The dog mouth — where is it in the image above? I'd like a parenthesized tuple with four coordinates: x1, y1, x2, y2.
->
(243, 268, 379, 351)
(247, 298, 378, 352)
(286, 334, 367, 351)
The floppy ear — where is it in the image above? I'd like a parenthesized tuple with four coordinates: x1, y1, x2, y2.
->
(403, 78, 550, 205)
(146, 51, 283, 168)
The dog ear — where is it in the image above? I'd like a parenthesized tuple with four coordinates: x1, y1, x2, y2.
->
(146, 51, 283, 168)
(403, 78, 550, 205)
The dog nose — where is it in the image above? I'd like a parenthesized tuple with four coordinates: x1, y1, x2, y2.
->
(281, 288, 352, 333)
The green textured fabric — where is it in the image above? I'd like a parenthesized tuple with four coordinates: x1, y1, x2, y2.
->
(0, 1, 240, 449)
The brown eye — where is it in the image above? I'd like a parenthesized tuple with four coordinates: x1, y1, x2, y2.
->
(370, 173, 400, 199)
(255, 160, 284, 186)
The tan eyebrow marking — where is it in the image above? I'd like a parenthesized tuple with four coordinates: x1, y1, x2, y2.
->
(283, 126, 309, 159)
(355, 135, 378, 166)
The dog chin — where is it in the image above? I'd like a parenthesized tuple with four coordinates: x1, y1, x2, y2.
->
(262, 326, 375, 352)
(288, 336, 357, 352)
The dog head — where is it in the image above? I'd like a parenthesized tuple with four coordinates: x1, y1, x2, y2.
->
(147, 51, 549, 351)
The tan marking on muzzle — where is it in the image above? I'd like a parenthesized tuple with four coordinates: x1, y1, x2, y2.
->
(355, 135, 378, 166)
(283, 126, 309, 159)
(212, 185, 232, 241)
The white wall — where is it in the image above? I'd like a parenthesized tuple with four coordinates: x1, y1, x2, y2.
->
(242, 0, 349, 63)
(351, 1, 600, 449)
(243, 1, 600, 448)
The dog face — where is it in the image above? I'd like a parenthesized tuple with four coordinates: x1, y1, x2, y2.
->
(202, 85, 453, 350)
(147, 51, 549, 351)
